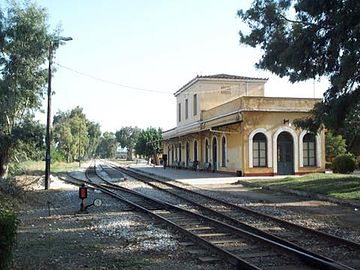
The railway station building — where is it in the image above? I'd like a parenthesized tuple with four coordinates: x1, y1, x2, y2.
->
(162, 74, 325, 176)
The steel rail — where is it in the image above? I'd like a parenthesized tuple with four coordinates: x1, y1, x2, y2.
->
(107, 161, 360, 250)
(92, 161, 355, 270)
(102, 161, 360, 268)
(65, 164, 260, 269)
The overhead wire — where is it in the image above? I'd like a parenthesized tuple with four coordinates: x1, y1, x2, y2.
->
(55, 62, 262, 96)
(55, 62, 171, 95)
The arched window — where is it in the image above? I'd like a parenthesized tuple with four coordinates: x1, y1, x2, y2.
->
(253, 133, 267, 167)
(205, 139, 209, 163)
(221, 136, 227, 167)
(303, 133, 316, 166)
(194, 140, 198, 161)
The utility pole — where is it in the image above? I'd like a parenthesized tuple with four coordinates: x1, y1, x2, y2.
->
(44, 44, 53, 190)
(78, 123, 81, 167)
(44, 37, 72, 190)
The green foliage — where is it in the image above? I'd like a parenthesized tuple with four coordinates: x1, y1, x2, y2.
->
(238, 0, 360, 132)
(340, 103, 360, 155)
(0, 1, 52, 177)
(332, 155, 356, 174)
(51, 147, 65, 163)
(325, 131, 347, 161)
(87, 122, 102, 158)
(0, 199, 17, 270)
(135, 127, 162, 159)
(96, 132, 118, 158)
(115, 126, 140, 160)
(243, 173, 360, 200)
(53, 107, 101, 162)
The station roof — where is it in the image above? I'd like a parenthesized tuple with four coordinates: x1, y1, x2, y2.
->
(174, 74, 268, 96)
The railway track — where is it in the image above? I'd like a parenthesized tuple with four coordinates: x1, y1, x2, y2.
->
(101, 160, 360, 269)
(64, 160, 358, 269)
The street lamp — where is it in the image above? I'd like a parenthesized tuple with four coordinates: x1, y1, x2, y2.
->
(44, 36, 72, 190)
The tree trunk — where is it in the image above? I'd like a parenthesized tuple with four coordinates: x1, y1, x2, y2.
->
(347, 131, 359, 154)
(0, 148, 10, 178)
(153, 152, 159, 165)
(127, 147, 133, 161)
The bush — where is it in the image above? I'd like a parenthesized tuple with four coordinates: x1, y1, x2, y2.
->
(331, 155, 356, 174)
(0, 199, 17, 270)
(0, 177, 24, 197)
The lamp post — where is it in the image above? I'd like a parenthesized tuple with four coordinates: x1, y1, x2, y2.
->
(44, 36, 72, 190)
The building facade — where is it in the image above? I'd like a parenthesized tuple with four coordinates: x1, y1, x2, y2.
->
(162, 74, 325, 176)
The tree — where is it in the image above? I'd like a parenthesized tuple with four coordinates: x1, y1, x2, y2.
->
(238, 0, 360, 132)
(68, 116, 89, 162)
(135, 127, 162, 164)
(341, 103, 360, 155)
(53, 107, 100, 162)
(0, 2, 52, 178)
(325, 131, 347, 162)
(11, 117, 45, 163)
(87, 122, 101, 158)
(96, 132, 118, 159)
(115, 126, 141, 160)
(53, 121, 73, 162)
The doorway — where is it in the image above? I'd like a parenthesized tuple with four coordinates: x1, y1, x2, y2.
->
(277, 132, 294, 175)
(212, 137, 217, 171)
(186, 142, 189, 167)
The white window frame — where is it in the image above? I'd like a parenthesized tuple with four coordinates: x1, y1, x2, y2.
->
(299, 130, 321, 168)
(248, 128, 272, 168)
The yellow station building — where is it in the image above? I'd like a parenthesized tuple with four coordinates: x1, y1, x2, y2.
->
(162, 74, 325, 176)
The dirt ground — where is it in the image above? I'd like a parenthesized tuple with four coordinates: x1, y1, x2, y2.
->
(11, 169, 360, 269)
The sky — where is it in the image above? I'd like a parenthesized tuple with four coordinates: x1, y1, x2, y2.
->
(29, 0, 327, 133)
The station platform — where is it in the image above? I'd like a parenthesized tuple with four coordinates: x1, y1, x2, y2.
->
(128, 164, 287, 185)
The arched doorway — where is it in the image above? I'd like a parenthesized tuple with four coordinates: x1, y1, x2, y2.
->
(172, 146, 175, 164)
(212, 137, 217, 171)
(178, 143, 181, 162)
(277, 132, 294, 175)
(193, 140, 198, 162)
(186, 142, 190, 167)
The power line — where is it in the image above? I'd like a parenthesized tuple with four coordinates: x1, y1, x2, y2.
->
(55, 62, 171, 95)
(56, 62, 267, 96)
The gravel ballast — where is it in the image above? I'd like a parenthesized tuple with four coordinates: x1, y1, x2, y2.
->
(12, 174, 232, 270)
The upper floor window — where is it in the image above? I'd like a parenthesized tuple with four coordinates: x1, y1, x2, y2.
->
(178, 103, 181, 122)
(253, 133, 267, 167)
(185, 99, 188, 119)
(193, 94, 197, 116)
(303, 133, 316, 166)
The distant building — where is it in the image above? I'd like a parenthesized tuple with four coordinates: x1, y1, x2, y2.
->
(162, 74, 325, 176)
